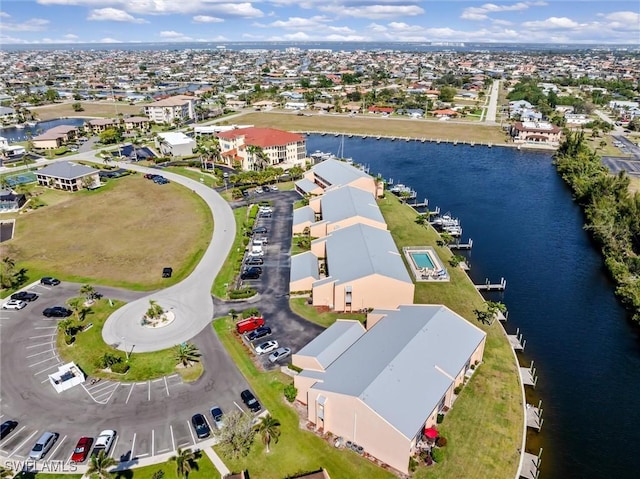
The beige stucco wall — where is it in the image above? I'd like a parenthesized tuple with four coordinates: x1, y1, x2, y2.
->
(310, 238, 326, 257)
(33, 138, 61, 149)
(312, 280, 336, 308)
(292, 220, 313, 235)
(309, 222, 328, 238)
(325, 215, 387, 235)
(309, 196, 322, 213)
(289, 275, 315, 293)
(292, 355, 325, 374)
(330, 275, 415, 312)
(347, 177, 378, 197)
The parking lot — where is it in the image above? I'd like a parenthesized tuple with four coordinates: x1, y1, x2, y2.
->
(0, 281, 256, 464)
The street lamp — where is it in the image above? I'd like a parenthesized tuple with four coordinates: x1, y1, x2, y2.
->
(122, 336, 130, 361)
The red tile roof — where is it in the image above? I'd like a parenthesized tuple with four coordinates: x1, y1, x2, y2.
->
(217, 127, 304, 148)
(432, 109, 458, 116)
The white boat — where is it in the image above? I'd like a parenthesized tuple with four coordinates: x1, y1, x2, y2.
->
(389, 183, 417, 200)
(432, 213, 459, 227)
(25, 121, 38, 127)
(443, 225, 462, 237)
(14, 123, 25, 129)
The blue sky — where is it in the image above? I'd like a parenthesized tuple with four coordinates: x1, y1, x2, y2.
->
(1, 1, 638, 44)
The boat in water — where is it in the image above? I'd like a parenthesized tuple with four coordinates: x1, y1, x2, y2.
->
(388, 183, 417, 200)
(14, 123, 25, 129)
(25, 121, 38, 127)
(432, 213, 460, 228)
(443, 225, 463, 237)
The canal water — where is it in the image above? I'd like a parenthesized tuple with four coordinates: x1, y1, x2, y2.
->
(0, 118, 88, 143)
(307, 135, 640, 479)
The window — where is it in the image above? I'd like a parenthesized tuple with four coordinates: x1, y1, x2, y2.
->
(345, 285, 352, 305)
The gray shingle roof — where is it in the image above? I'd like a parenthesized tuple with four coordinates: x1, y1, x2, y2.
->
(290, 251, 319, 284)
(312, 159, 370, 187)
(321, 186, 384, 225)
(37, 161, 98, 180)
(292, 206, 316, 228)
(295, 178, 320, 194)
(310, 304, 486, 439)
(320, 223, 411, 285)
(296, 319, 365, 370)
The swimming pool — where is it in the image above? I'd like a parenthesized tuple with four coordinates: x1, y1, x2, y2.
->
(410, 252, 435, 269)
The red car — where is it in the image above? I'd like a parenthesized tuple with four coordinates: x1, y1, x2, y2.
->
(71, 436, 93, 463)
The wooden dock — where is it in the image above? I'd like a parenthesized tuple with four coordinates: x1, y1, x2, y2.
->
(475, 277, 507, 291)
(508, 327, 526, 351)
(520, 360, 538, 388)
(520, 449, 542, 479)
(526, 400, 544, 431)
(449, 239, 473, 250)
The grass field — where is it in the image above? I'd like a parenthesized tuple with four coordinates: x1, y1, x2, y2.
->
(3, 175, 213, 291)
(378, 193, 522, 479)
(212, 317, 397, 479)
(289, 297, 366, 327)
(55, 298, 203, 382)
(231, 112, 508, 144)
(111, 452, 221, 479)
(212, 205, 250, 298)
(29, 101, 144, 121)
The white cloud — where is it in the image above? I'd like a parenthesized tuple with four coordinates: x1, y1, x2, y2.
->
(266, 16, 327, 29)
(461, 1, 546, 21)
(319, 4, 424, 19)
(0, 11, 11, 18)
(1, 18, 50, 32)
(88, 8, 148, 23)
(99, 37, 123, 43)
(522, 17, 580, 29)
(602, 11, 640, 30)
(159, 30, 193, 41)
(193, 15, 224, 23)
(0, 34, 29, 44)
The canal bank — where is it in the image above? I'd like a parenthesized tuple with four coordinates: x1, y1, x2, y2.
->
(307, 135, 640, 479)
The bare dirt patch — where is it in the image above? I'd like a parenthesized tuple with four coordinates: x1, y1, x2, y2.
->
(5, 175, 212, 289)
(30, 101, 144, 121)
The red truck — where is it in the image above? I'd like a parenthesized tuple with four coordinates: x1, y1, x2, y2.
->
(236, 316, 265, 334)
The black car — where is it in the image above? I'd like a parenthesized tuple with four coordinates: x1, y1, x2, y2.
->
(253, 226, 268, 234)
(240, 389, 261, 413)
(262, 185, 270, 192)
(245, 256, 264, 266)
(241, 268, 261, 280)
(259, 211, 272, 218)
(246, 326, 272, 342)
(42, 307, 72, 318)
(0, 420, 18, 439)
(191, 413, 211, 439)
(162, 267, 173, 278)
(11, 291, 39, 302)
(244, 266, 262, 275)
(40, 277, 60, 286)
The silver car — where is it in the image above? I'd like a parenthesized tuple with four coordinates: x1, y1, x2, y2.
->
(29, 432, 58, 460)
(269, 347, 292, 363)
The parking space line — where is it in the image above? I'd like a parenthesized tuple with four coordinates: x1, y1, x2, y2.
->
(28, 334, 56, 340)
(26, 349, 54, 359)
(48, 434, 67, 459)
(137, 453, 149, 458)
(187, 420, 196, 446)
(156, 448, 170, 454)
(100, 384, 120, 404)
(169, 425, 175, 452)
(164, 376, 169, 397)
(26, 341, 54, 349)
(167, 374, 179, 379)
(125, 384, 135, 404)
(88, 382, 116, 394)
(35, 362, 61, 375)
(8, 430, 38, 458)
(33, 326, 57, 330)
(28, 356, 58, 368)
(148, 381, 151, 401)
(0, 426, 25, 448)
(151, 430, 154, 456)
(109, 436, 118, 458)
(152, 378, 162, 382)
(130, 433, 136, 460)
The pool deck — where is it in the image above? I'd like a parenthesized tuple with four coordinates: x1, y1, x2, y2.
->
(403, 246, 450, 282)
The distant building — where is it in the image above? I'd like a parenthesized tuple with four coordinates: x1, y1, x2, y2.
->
(509, 121, 562, 146)
(32, 125, 78, 150)
(155, 132, 196, 157)
(144, 95, 196, 124)
(123, 116, 151, 132)
(36, 161, 100, 191)
(217, 127, 306, 171)
(296, 158, 382, 198)
(87, 118, 119, 134)
(0, 189, 27, 211)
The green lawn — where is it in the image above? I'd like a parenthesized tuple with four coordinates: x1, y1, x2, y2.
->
(109, 451, 220, 479)
(164, 166, 221, 187)
(289, 298, 366, 327)
(212, 317, 396, 479)
(378, 194, 522, 479)
(22, 475, 82, 479)
(211, 206, 251, 298)
(56, 298, 203, 382)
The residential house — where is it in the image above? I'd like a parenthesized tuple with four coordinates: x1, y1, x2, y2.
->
(290, 223, 414, 311)
(0, 189, 27, 211)
(87, 118, 119, 135)
(296, 158, 383, 198)
(431, 108, 458, 118)
(565, 113, 591, 125)
(144, 95, 197, 124)
(293, 304, 486, 474)
(217, 127, 306, 171)
(32, 125, 78, 150)
(155, 132, 196, 157)
(292, 185, 386, 237)
(226, 100, 247, 110)
(123, 116, 151, 132)
(36, 161, 100, 191)
(509, 121, 562, 146)
(284, 101, 308, 110)
(367, 106, 394, 115)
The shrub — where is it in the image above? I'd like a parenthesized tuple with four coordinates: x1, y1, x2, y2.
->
(284, 384, 298, 403)
(228, 288, 256, 299)
(64, 334, 75, 345)
(431, 447, 445, 463)
(288, 363, 303, 373)
(242, 307, 260, 318)
(111, 362, 130, 374)
(409, 456, 419, 473)
(435, 436, 448, 447)
(454, 385, 462, 395)
(436, 413, 444, 424)
(97, 352, 122, 369)
(151, 470, 165, 479)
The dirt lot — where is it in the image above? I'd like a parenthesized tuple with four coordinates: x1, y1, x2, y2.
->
(5, 175, 212, 289)
(232, 111, 509, 144)
(30, 101, 145, 121)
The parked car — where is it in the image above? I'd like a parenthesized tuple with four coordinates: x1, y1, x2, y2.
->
(259, 211, 272, 218)
(156, 178, 170, 185)
(255, 186, 263, 194)
(144, 173, 158, 180)
(210, 407, 224, 430)
(270, 185, 279, 191)
(235, 316, 265, 334)
(244, 256, 264, 266)
(42, 306, 72, 318)
(0, 420, 18, 439)
(40, 277, 60, 286)
(246, 326, 271, 342)
(262, 185, 270, 192)
(162, 267, 173, 278)
(11, 291, 39, 302)
(241, 268, 261, 280)
(269, 347, 292, 363)
(255, 340, 279, 355)
(29, 432, 58, 460)
(240, 389, 261, 412)
(244, 266, 262, 275)
(253, 226, 268, 234)
(2, 299, 27, 310)
(191, 413, 211, 439)
(71, 436, 94, 463)
(91, 430, 116, 457)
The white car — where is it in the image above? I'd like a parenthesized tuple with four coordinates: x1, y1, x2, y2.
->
(255, 187, 263, 194)
(268, 347, 292, 364)
(2, 299, 27, 310)
(270, 185, 278, 191)
(255, 340, 279, 355)
(91, 430, 116, 457)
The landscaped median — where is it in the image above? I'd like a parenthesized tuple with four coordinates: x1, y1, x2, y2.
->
(212, 316, 396, 479)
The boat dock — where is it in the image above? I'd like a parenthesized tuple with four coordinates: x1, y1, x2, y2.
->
(526, 400, 544, 431)
(297, 131, 497, 147)
(449, 239, 473, 250)
(520, 360, 538, 388)
(508, 327, 526, 351)
(520, 449, 542, 479)
(475, 277, 507, 291)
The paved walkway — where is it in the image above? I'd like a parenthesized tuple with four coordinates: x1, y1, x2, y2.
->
(484, 79, 500, 124)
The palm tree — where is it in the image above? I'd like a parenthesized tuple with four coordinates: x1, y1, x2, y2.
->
(0, 465, 14, 479)
(174, 342, 201, 367)
(169, 447, 195, 479)
(87, 450, 117, 479)
(146, 300, 165, 320)
(66, 297, 83, 320)
(80, 283, 96, 302)
(254, 414, 281, 453)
